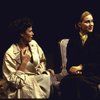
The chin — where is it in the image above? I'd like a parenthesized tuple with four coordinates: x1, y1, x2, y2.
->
(90, 31, 93, 33)
(27, 40, 32, 43)
(88, 30, 93, 33)
(29, 40, 32, 42)
(29, 38, 32, 41)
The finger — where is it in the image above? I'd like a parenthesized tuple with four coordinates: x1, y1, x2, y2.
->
(76, 71, 82, 74)
(22, 48, 27, 55)
(24, 50, 27, 55)
(48, 69, 55, 76)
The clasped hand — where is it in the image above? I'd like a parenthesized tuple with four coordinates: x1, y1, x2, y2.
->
(18, 48, 31, 71)
(69, 64, 83, 74)
(21, 48, 31, 64)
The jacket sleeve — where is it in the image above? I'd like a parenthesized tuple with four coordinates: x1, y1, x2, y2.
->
(35, 42, 47, 73)
(2, 53, 26, 89)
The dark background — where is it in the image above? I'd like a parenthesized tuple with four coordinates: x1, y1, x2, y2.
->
(0, 0, 100, 77)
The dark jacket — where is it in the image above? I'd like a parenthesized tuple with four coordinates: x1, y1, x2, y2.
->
(67, 32, 100, 77)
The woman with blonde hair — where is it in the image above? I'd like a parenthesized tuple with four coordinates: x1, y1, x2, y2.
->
(60, 11, 100, 100)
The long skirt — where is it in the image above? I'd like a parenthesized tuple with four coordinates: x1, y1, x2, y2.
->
(7, 72, 51, 99)
(60, 75, 100, 100)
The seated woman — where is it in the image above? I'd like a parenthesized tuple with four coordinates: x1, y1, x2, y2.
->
(60, 11, 100, 100)
(2, 17, 54, 99)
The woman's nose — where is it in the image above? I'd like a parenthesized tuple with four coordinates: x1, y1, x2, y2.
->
(32, 32, 34, 35)
(90, 21, 94, 26)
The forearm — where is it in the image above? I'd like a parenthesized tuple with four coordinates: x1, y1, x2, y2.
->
(17, 62, 27, 72)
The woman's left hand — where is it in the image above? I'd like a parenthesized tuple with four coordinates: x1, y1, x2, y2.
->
(69, 64, 83, 74)
(47, 69, 55, 76)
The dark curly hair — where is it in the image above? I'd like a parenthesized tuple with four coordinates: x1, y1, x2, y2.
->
(8, 17, 33, 43)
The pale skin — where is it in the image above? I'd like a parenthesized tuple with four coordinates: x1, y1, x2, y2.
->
(69, 14, 94, 74)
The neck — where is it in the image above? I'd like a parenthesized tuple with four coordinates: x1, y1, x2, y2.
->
(79, 31, 87, 36)
(18, 39, 28, 49)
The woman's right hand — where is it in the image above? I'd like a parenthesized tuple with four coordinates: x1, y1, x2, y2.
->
(18, 48, 31, 71)
(69, 64, 83, 74)
(21, 48, 31, 64)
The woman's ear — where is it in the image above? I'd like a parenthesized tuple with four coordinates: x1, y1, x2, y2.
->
(78, 22, 81, 28)
(75, 22, 81, 30)
(21, 33, 24, 37)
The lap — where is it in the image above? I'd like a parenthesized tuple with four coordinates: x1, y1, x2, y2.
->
(61, 75, 100, 85)
(60, 75, 100, 99)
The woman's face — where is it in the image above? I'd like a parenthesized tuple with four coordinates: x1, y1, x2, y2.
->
(79, 14, 94, 34)
(21, 26, 34, 43)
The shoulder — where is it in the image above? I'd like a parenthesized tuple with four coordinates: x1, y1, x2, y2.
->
(29, 40, 39, 46)
(29, 40, 42, 50)
(5, 44, 18, 55)
(95, 33, 100, 39)
(90, 33, 100, 40)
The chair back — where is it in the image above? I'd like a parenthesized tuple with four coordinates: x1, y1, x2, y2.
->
(59, 38, 69, 68)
